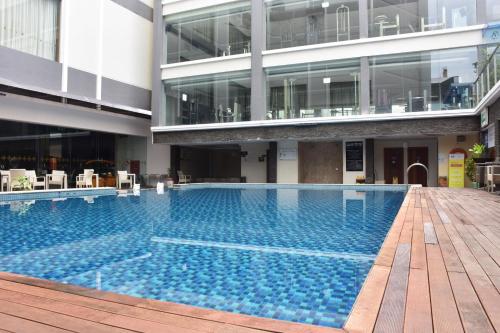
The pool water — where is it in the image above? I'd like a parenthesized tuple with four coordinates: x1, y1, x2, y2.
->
(0, 186, 406, 328)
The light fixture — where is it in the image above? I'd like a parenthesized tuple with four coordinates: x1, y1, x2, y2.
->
(182, 93, 188, 102)
(321, 1, 330, 8)
(323, 77, 331, 84)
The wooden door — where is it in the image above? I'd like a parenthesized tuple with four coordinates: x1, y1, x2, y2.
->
(299, 142, 343, 183)
(266, 142, 277, 183)
(408, 147, 429, 186)
(384, 148, 404, 184)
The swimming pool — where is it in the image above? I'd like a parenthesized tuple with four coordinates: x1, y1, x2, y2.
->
(0, 185, 406, 328)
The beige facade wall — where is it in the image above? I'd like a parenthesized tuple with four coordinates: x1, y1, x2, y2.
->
(277, 141, 299, 184)
(240, 143, 269, 183)
(438, 134, 479, 188)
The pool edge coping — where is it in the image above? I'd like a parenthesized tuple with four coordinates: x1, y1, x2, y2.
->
(0, 187, 117, 202)
(0, 271, 344, 333)
(343, 184, 420, 332)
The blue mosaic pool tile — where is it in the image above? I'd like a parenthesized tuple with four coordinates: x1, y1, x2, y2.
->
(0, 186, 405, 328)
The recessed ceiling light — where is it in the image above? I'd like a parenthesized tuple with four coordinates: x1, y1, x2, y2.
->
(321, 1, 330, 8)
(323, 77, 331, 84)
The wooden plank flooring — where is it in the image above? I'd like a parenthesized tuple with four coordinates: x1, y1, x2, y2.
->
(0, 187, 499, 333)
(346, 187, 500, 333)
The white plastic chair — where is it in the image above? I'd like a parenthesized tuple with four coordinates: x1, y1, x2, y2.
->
(9, 169, 26, 191)
(177, 170, 191, 184)
(0, 170, 10, 192)
(116, 171, 135, 189)
(76, 169, 94, 188)
(421, 7, 446, 32)
(26, 170, 46, 190)
(486, 166, 500, 193)
(47, 170, 67, 189)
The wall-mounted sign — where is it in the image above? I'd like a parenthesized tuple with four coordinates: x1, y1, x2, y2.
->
(481, 109, 489, 128)
(279, 148, 297, 160)
(448, 153, 465, 188)
(483, 23, 500, 43)
(345, 141, 364, 172)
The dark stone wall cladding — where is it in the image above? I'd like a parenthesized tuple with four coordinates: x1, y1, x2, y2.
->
(154, 116, 480, 145)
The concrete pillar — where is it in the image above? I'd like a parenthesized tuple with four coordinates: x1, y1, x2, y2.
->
(358, 0, 368, 38)
(152, 0, 163, 126)
(250, 0, 266, 121)
(360, 57, 370, 114)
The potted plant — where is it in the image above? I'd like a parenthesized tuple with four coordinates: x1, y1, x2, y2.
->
(469, 143, 492, 163)
(464, 157, 478, 188)
(465, 143, 486, 189)
(14, 176, 32, 191)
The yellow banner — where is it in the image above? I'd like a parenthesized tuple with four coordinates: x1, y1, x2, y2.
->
(448, 153, 465, 188)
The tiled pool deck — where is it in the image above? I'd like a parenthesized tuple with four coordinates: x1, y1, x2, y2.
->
(0, 186, 499, 332)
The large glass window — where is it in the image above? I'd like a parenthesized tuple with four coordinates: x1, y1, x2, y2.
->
(487, 0, 500, 22)
(369, 47, 478, 114)
(164, 2, 251, 64)
(163, 72, 251, 125)
(266, 60, 360, 119)
(368, 0, 476, 38)
(0, 0, 60, 60)
(266, 0, 359, 50)
(0, 120, 119, 187)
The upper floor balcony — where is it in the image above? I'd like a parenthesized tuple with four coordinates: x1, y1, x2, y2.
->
(158, 44, 500, 127)
(161, 0, 492, 65)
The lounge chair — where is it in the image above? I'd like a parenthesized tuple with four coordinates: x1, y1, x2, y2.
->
(177, 170, 191, 184)
(9, 169, 27, 191)
(47, 170, 67, 189)
(26, 170, 46, 190)
(117, 171, 135, 189)
(0, 170, 10, 192)
(76, 169, 94, 188)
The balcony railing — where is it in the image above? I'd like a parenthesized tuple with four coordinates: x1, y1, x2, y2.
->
(475, 45, 500, 104)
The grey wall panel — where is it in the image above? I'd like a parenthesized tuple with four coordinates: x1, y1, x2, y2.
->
(67, 68, 96, 99)
(110, 0, 153, 21)
(0, 46, 62, 91)
(101, 77, 152, 110)
(0, 94, 150, 137)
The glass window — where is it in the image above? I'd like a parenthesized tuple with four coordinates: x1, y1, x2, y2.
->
(0, 119, 121, 187)
(487, 0, 500, 22)
(265, 59, 360, 119)
(266, 0, 359, 50)
(163, 72, 251, 125)
(368, 0, 476, 38)
(164, 2, 251, 64)
(0, 0, 60, 60)
(369, 47, 478, 114)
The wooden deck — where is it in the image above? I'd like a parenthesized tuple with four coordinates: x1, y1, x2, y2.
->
(0, 187, 499, 333)
(346, 187, 500, 333)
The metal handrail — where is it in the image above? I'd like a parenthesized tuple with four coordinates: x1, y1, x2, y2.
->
(407, 163, 429, 186)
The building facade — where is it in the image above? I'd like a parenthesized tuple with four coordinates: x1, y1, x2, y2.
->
(152, 0, 500, 186)
(0, 0, 169, 186)
(1, 0, 500, 187)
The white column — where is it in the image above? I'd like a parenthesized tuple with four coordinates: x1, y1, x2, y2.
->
(96, 0, 105, 100)
(60, 0, 70, 92)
